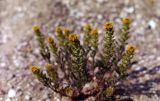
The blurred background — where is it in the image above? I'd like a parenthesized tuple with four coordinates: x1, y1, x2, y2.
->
(0, 0, 160, 101)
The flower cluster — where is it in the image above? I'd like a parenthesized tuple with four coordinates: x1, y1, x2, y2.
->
(122, 17, 131, 25)
(104, 22, 113, 30)
(31, 66, 40, 74)
(47, 37, 54, 44)
(32, 26, 40, 33)
(68, 33, 78, 42)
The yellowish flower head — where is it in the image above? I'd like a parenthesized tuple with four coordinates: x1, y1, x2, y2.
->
(64, 28, 71, 35)
(31, 66, 40, 74)
(126, 45, 136, 54)
(65, 87, 74, 97)
(68, 33, 78, 42)
(91, 29, 98, 36)
(104, 22, 113, 30)
(32, 26, 40, 33)
(47, 37, 54, 44)
(105, 86, 114, 96)
(122, 17, 131, 25)
(55, 27, 63, 34)
(45, 64, 53, 71)
(84, 24, 92, 31)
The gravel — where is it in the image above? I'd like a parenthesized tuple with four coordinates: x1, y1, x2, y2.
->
(0, 0, 160, 101)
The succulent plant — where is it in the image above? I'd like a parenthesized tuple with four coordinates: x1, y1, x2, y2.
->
(31, 17, 135, 101)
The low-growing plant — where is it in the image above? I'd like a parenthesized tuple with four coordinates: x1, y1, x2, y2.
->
(31, 17, 135, 101)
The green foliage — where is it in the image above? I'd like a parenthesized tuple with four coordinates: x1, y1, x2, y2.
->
(31, 17, 135, 100)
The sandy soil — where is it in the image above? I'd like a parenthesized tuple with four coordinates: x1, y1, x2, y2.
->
(0, 0, 160, 101)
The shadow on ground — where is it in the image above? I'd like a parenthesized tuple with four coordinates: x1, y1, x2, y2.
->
(116, 65, 160, 98)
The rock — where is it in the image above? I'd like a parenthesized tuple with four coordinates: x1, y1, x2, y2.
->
(25, 95, 31, 100)
(148, 20, 156, 29)
(8, 89, 16, 98)
(0, 62, 6, 68)
(85, 96, 96, 101)
(126, 7, 134, 13)
(97, 0, 105, 4)
(82, 82, 98, 95)
(45, 99, 51, 101)
(5, 98, 11, 101)
(61, 97, 72, 101)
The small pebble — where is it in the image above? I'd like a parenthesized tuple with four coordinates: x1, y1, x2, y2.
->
(8, 89, 16, 98)
(0, 62, 6, 67)
(97, 0, 105, 3)
(5, 98, 11, 101)
(46, 99, 51, 101)
(97, 14, 103, 20)
(126, 7, 134, 13)
(25, 95, 30, 100)
(148, 20, 156, 29)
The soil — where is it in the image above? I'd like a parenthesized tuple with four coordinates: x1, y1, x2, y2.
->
(0, 0, 160, 101)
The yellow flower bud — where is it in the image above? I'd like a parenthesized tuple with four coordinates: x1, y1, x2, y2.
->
(31, 66, 40, 74)
(68, 33, 78, 42)
(126, 45, 135, 54)
(32, 26, 40, 33)
(122, 17, 131, 25)
(104, 22, 113, 30)
(84, 24, 92, 31)
(45, 64, 53, 71)
(65, 87, 74, 97)
(104, 86, 114, 96)
(55, 27, 63, 34)
(64, 28, 71, 35)
(47, 37, 54, 44)
(91, 29, 98, 36)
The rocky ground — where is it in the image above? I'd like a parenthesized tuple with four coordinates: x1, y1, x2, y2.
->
(0, 0, 160, 101)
